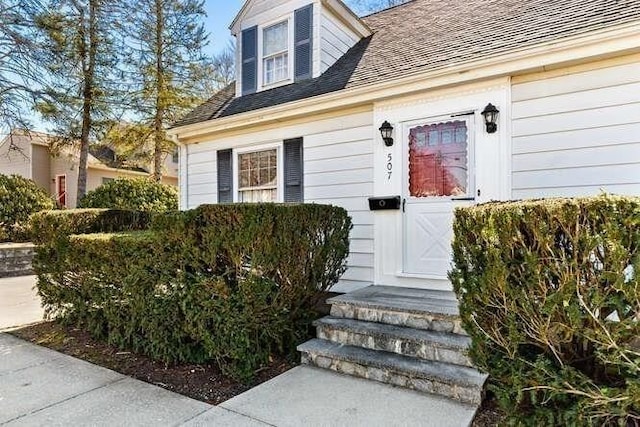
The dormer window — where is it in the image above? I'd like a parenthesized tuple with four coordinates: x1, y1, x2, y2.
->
(263, 21, 290, 85)
(235, 1, 372, 96)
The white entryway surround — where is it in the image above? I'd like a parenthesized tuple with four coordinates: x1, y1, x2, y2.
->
(372, 78, 512, 292)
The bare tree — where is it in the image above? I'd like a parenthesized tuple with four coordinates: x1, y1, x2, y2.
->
(211, 40, 235, 90)
(346, 0, 409, 15)
(191, 40, 235, 100)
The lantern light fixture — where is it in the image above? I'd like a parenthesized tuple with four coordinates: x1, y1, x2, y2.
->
(379, 121, 394, 147)
(481, 103, 499, 134)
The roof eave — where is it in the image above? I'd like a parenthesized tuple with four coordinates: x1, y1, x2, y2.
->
(321, 0, 372, 37)
(229, 0, 251, 32)
(170, 21, 640, 142)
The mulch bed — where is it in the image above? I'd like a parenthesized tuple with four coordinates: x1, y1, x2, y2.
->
(10, 321, 295, 405)
(473, 395, 506, 426)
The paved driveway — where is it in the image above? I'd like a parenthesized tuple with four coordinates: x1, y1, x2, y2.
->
(0, 276, 45, 331)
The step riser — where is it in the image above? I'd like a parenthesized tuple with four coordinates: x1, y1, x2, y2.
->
(316, 325, 472, 367)
(300, 351, 482, 406)
(330, 303, 468, 336)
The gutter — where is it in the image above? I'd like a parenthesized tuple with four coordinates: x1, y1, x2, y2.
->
(169, 21, 640, 143)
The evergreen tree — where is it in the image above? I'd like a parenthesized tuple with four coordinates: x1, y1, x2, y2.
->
(0, 1, 44, 138)
(35, 0, 123, 199)
(120, 0, 209, 181)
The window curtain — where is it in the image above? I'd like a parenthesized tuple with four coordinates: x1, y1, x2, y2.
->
(264, 22, 288, 56)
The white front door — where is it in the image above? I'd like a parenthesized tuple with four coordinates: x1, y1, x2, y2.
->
(402, 117, 476, 278)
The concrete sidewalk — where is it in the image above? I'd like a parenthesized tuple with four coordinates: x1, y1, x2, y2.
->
(0, 333, 262, 426)
(0, 276, 45, 331)
(1, 333, 477, 426)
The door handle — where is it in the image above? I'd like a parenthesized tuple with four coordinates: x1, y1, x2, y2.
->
(402, 198, 406, 212)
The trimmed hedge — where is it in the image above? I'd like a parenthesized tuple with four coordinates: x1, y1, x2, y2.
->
(0, 174, 55, 242)
(30, 209, 154, 245)
(33, 204, 352, 380)
(78, 178, 178, 212)
(30, 209, 155, 289)
(450, 195, 640, 425)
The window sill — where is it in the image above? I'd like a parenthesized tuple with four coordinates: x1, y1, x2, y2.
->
(260, 79, 293, 91)
(239, 186, 278, 192)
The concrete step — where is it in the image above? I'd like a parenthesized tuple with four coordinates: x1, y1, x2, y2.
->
(298, 339, 486, 406)
(327, 285, 466, 335)
(314, 316, 473, 367)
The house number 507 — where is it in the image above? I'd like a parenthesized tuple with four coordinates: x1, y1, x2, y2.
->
(386, 153, 393, 180)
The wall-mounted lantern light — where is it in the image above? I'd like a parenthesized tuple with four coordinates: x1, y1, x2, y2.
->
(379, 121, 394, 147)
(481, 103, 499, 134)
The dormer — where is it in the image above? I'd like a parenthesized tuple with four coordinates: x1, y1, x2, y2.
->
(230, 0, 371, 97)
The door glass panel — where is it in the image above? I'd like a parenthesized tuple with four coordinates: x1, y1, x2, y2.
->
(408, 120, 469, 197)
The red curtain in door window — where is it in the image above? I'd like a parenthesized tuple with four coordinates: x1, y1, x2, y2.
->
(408, 121, 468, 197)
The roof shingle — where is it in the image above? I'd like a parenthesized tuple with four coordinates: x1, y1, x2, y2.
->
(173, 0, 640, 128)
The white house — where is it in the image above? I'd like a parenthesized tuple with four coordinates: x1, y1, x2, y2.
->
(168, 0, 640, 407)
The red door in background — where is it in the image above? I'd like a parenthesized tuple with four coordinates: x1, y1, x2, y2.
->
(57, 175, 67, 207)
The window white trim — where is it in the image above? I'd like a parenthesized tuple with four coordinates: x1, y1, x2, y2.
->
(257, 14, 294, 91)
(232, 142, 284, 203)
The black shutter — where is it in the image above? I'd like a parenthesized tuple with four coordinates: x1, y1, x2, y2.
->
(284, 138, 304, 203)
(217, 149, 233, 203)
(294, 5, 313, 82)
(241, 26, 258, 95)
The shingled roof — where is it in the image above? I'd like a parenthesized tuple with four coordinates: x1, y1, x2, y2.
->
(173, 0, 640, 128)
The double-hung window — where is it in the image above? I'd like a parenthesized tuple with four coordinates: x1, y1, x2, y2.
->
(217, 139, 303, 204)
(263, 21, 289, 85)
(238, 148, 278, 202)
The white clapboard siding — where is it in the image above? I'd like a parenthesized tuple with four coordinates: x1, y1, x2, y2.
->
(512, 62, 640, 102)
(511, 184, 640, 199)
(305, 168, 373, 187)
(304, 115, 374, 291)
(320, 7, 360, 73)
(350, 224, 373, 240)
(307, 196, 368, 212)
(305, 140, 373, 161)
(305, 153, 373, 173)
(182, 110, 375, 292)
(512, 123, 640, 155)
(512, 61, 640, 199)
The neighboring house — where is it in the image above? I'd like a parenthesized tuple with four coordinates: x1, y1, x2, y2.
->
(168, 0, 640, 406)
(0, 131, 179, 208)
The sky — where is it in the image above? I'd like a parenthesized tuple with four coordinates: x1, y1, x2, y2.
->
(21, 0, 367, 133)
(203, 1, 244, 55)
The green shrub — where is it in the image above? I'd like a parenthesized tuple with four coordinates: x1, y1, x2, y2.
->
(450, 195, 640, 425)
(78, 178, 178, 212)
(0, 174, 55, 242)
(30, 208, 154, 246)
(34, 204, 352, 380)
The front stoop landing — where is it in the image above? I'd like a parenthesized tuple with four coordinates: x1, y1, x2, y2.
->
(298, 285, 488, 406)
